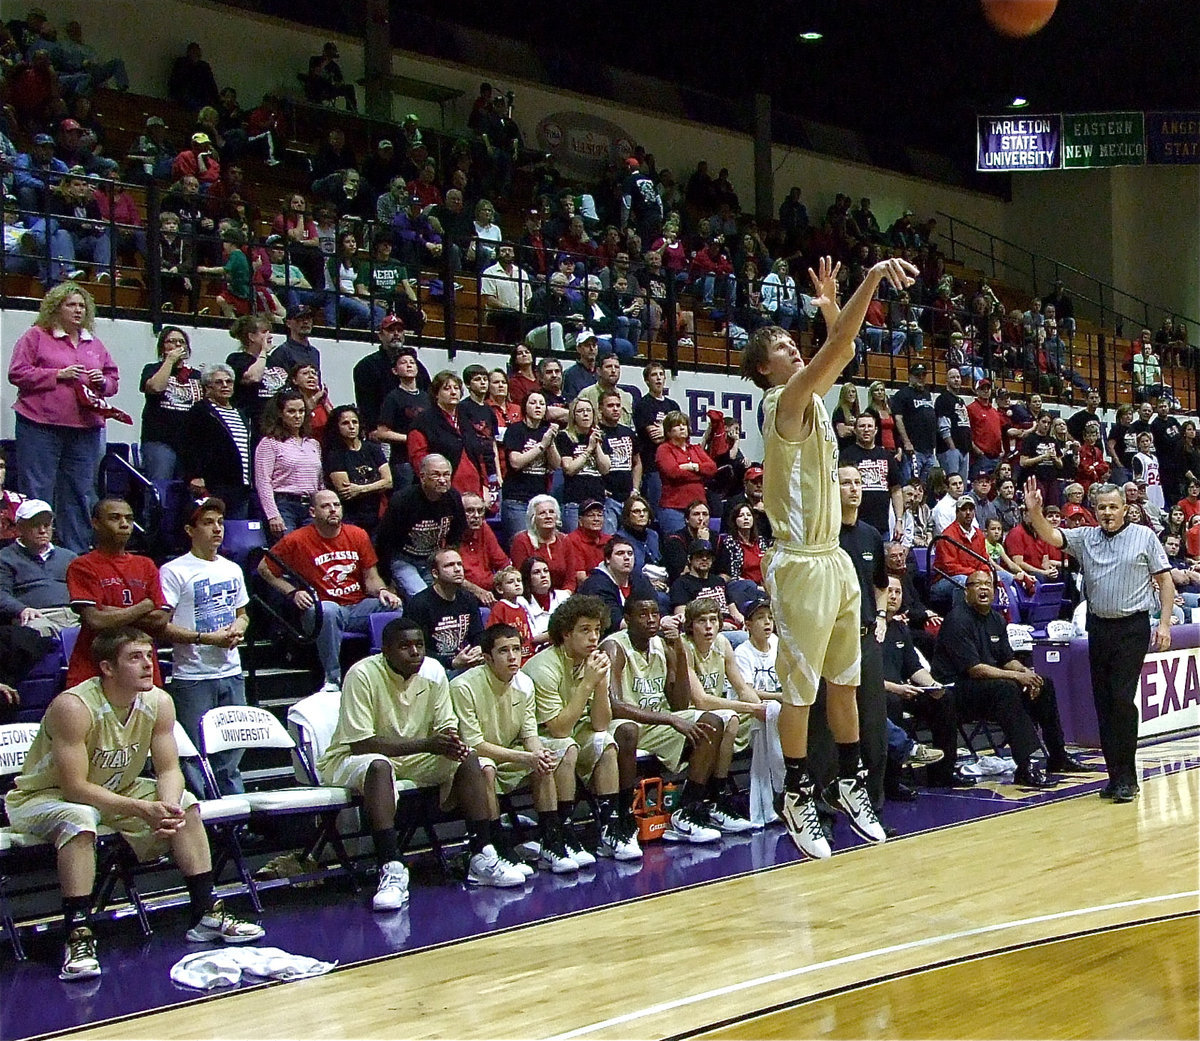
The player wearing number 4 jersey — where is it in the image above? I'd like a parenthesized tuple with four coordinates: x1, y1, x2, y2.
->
(603, 597, 751, 843)
(739, 255, 919, 859)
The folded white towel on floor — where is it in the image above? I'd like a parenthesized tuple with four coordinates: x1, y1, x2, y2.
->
(170, 947, 337, 990)
(959, 755, 1017, 777)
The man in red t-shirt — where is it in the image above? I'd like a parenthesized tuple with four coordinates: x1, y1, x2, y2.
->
(1005, 502, 1065, 582)
(257, 490, 401, 690)
(458, 492, 509, 605)
(966, 379, 1004, 467)
(66, 499, 169, 687)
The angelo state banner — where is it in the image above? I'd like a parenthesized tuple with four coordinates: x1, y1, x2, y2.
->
(976, 115, 1062, 172)
(1062, 112, 1145, 168)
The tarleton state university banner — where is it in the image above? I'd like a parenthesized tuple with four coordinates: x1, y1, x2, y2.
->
(1062, 112, 1145, 168)
(1145, 112, 1200, 165)
(976, 115, 1062, 171)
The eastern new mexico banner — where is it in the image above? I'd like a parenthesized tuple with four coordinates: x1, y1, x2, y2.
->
(977, 115, 1061, 171)
(1062, 112, 1145, 168)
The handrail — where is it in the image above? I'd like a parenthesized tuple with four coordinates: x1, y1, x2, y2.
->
(935, 209, 1200, 337)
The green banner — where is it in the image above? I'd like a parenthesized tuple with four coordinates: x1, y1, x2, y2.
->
(1062, 112, 1146, 168)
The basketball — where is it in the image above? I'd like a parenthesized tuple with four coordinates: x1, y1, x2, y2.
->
(981, 0, 1058, 37)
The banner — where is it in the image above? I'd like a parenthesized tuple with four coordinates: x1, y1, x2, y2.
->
(535, 111, 636, 178)
(1062, 111, 1145, 168)
(1145, 112, 1200, 165)
(1138, 647, 1200, 739)
(976, 115, 1061, 171)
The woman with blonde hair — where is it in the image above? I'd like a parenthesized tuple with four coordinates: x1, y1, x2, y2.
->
(7, 281, 118, 551)
(831, 383, 861, 450)
(556, 397, 610, 532)
(865, 378, 906, 481)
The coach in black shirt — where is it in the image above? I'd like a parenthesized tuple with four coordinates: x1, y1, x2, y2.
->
(933, 569, 1083, 788)
(879, 576, 963, 788)
(808, 465, 890, 815)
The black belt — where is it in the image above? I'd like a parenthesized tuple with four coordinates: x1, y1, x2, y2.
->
(276, 492, 312, 504)
(860, 624, 874, 636)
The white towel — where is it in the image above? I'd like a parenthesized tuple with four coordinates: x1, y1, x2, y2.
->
(748, 700, 785, 826)
(959, 754, 1017, 777)
(170, 947, 337, 990)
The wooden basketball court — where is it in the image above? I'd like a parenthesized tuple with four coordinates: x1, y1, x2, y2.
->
(62, 760, 1199, 1040)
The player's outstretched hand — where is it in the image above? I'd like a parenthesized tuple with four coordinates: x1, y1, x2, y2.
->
(875, 257, 920, 291)
(807, 255, 841, 310)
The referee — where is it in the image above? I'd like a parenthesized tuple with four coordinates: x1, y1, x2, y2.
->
(1022, 477, 1174, 803)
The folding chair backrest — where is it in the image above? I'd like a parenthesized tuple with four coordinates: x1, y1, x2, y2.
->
(287, 689, 342, 783)
(0, 724, 41, 780)
(368, 610, 403, 653)
(172, 721, 200, 759)
(221, 520, 267, 569)
(60, 626, 80, 663)
(199, 705, 295, 756)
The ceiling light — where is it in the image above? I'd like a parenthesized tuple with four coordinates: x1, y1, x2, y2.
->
(1009, 96, 1029, 108)
(797, 31, 823, 41)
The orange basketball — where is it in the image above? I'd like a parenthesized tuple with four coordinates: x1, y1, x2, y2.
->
(981, 0, 1058, 37)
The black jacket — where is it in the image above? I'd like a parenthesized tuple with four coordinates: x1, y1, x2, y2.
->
(180, 401, 251, 489)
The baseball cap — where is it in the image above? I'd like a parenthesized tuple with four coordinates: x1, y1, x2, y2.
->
(377, 139, 393, 149)
(14, 499, 53, 522)
(408, 194, 422, 206)
(186, 497, 225, 528)
(976, 377, 993, 390)
(955, 495, 976, 509)
(1062, 503, 1087, 519)
(744, 464, 764, 482)
(192, 132, 210, 145)
(145, 116, 165, 127)
(996, 387, 1011, 398)
(970, 463, 994, 481)
(741, 596, 771, 620)
(403, 114, 419, 123)
(380, 313, 405, 332)
(910, 363, 927, 376)
(579, 498, 605, 515)
(60, 118, 82, 132)
(33, 132, 54, 145)
(625, 157, 640, 169)
(688, 538, 715, 557)
(265, 234, 285, 247)
(286, 303, 314, 320)
(576, 329, 598, 345)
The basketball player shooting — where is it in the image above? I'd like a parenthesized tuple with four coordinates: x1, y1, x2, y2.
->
(739, 254, 918, 858)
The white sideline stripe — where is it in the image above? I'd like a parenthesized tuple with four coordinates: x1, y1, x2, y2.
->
(542, 890, 1200, 1040)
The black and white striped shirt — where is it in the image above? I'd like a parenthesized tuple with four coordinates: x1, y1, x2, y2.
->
(1061, 523, 1170, 618)
(211, 404, 251, 485)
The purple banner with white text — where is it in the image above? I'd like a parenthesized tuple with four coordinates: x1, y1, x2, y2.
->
(976, 115, 1062, 172)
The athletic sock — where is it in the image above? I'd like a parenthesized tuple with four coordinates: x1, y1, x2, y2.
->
(184, 870, 215, 926)
(62, 895, 92, 937)
(837, 742, 862, 781)
(372, 827, 399, 869)
(597, 794, 617, 825)
(557, 800, 575, 823)
(680, 779, 705, 807)
(705, 775, 725, 801)
(538, 810, 561, 841)
(618, 786, 635, 818)
(466, 818, 494, 855)
(784, 755, 809, 793)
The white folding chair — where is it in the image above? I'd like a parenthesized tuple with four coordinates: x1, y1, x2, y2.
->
(172, 723, 262, 912)
(198, 705, 357, 880)
(286, 690, 448, 872)
(0, 723, 51, 960)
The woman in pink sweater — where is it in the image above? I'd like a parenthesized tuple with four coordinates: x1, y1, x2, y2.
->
(254, 389, 322, 538)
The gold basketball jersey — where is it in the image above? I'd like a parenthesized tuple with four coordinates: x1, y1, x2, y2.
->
(761, 386, 841, 550)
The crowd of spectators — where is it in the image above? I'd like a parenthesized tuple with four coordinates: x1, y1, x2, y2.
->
(1, 26, 1199, 978)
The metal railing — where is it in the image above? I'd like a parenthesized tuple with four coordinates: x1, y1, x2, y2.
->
(936, 209, 1200, 340)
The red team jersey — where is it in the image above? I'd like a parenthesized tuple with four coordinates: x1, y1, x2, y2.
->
(66, 550, 167, 686)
